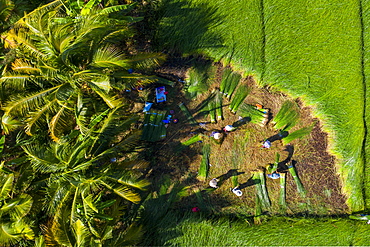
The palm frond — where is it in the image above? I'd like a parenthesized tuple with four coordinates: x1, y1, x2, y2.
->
(89, 108, 138, 156)
(0, 219, 35, 246)
(72, 219, 91, 247)
(1, 114, 22, 134)
(112, 186, 141, 204)
(34, 235, 46, 247)
(81, 193, 98, 213)
(0, 72, 37, 90)
(22, 144, 64, 173)
(49, 106, 73, 142)
(87, 81, 121, 108)
(92, 46, 127, 68)
(98, 3, 137, 16)
(45, 181, 72, 216)
(95, 130, 141, 160)
(110, 176, 149, 191)
(3, 85, 61, 117)
(25, 99, 58, 136)
(125, 53, 166, 70)
(1, 194, 33, 220)
(11, 59, 41, 74)
(49, 207, 74, 247)
(0, 173, 14, 200)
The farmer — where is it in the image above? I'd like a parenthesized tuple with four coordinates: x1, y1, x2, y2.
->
(231, 186, 243, 196)
(210, 131, 222, 140)
(223, 125, 237, 132)
(262, 140, 272, 148)
(267, 171, 281, 179)
(209, 178, 219, 188)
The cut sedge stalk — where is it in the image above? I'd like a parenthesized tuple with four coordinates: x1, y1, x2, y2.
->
(198, 143, 211, 180)
(230, 84, 250, 113)
(226, 72, 241, 100)
(178, 102, 198, 125)
(220, 68, 232, 95)
(288, 162, 306, 198)
(279, 173, 287, 208)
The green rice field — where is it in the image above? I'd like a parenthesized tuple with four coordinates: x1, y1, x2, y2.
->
(155, 0, 370, 212)
(142, 212, 370, 246)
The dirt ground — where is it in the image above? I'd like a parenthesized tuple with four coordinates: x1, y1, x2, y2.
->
(145, 57, 348, 216)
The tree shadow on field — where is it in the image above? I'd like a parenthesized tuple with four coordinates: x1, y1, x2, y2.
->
(155, 0, 225, 54)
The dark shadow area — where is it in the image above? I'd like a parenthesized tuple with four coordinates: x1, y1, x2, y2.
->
(239, 175, 259, 190)
(278, 144, 295, 171)
(266, 130, 288, 143)
(232, 117, 251, 128)
(215, 169, 245, 187)
(153, 0, 225, 54)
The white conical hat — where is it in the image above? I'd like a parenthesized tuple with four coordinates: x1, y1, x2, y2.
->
(232, 188, 243, 196)
(213, 133, 222, 139)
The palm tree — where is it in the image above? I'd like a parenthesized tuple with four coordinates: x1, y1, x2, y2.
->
(21, 105, 149, 245)
(0, 162, 35, 246)
(1, 0, 164, 140)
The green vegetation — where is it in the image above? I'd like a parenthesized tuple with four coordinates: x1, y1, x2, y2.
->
(182, 134, 203, 146)
(288, 163, 306, 198)
(185, 62, 216, 98)
(141, 110, 167, 142)
(161, 216, 370, 246)
(156, 0, 367, 212)
(238, 103, 265, 125)
(282, 124, 314, 145)
(198, 143, 211, 179)
(155, 0, 264, 77)
(178, 102, 198, 125)
(263, 0, 365, 211)
(252, 170, 271, 209)
(229, 84, 251, 113)
(279, 173, 287, 208)
(361, 0, 370, 210)
(2, 0, 370, 245)
(272, 100, 300, 131)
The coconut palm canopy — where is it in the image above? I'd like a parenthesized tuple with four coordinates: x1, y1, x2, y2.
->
(19, 105, 149, 245)
(0, 0, 164, 141)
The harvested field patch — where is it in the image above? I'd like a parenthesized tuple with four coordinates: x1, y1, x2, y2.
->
(146, 60, 348, 215)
